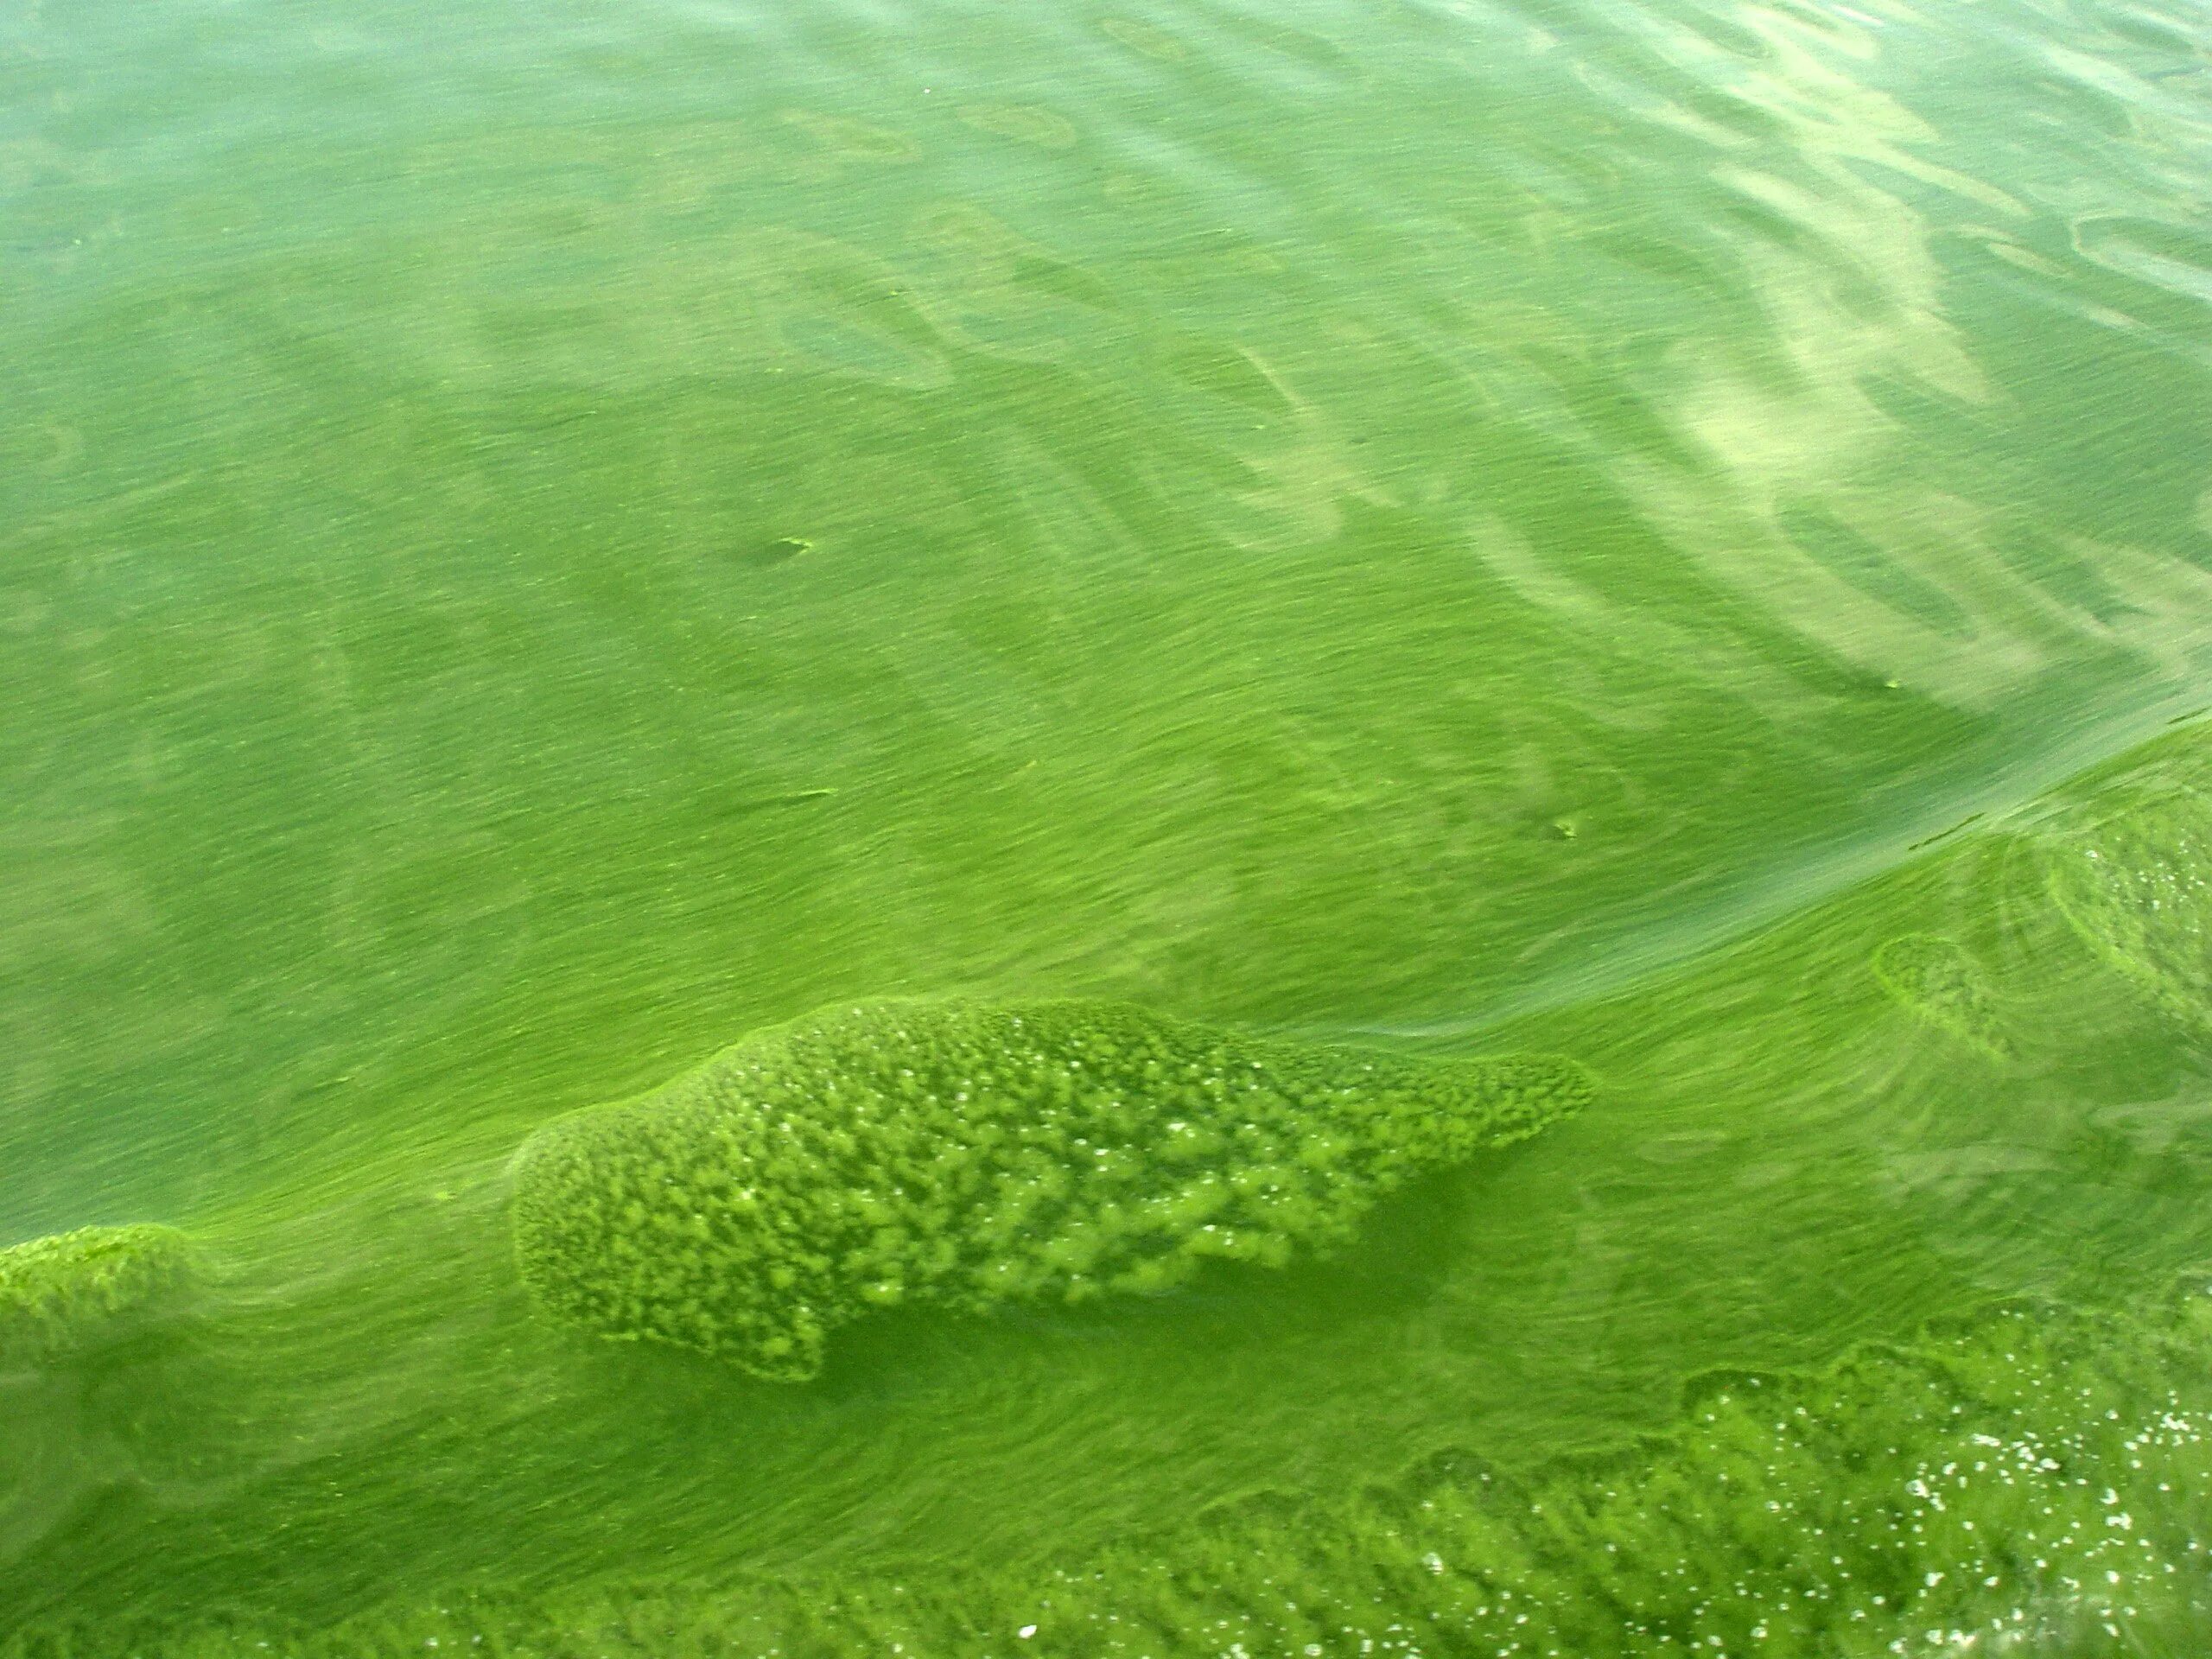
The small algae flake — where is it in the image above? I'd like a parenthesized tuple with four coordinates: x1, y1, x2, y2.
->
(0, 1223, 196, 1365)
(511, 1001, 1588, 1380)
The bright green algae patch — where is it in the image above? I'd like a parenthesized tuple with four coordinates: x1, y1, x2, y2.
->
(47, 1284, 2212, 1657)
(512, 1001, 1588, 1380)
(0, 1224, 194, 1366)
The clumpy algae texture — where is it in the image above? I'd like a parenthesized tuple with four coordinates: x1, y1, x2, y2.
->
(0, 1224, 195, 1365)
(512, 1001, 1590, 1380)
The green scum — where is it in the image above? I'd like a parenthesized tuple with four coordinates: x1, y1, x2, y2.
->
(512, 1001, 1588, 1380)
(0, 1224, 195, 1368)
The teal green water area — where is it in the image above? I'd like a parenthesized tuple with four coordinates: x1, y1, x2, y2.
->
(4, 0, 2212, 1647)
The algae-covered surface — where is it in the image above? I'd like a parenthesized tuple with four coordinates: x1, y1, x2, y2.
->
(512, 1001, 1587, 1377)
(0, 1226, 196, 1367)
(5, 0, 2212, 1648)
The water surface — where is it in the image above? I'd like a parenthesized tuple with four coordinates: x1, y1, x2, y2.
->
(3, 0, 2211, 1647)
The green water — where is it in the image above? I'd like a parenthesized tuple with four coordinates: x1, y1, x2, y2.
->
(5, 0, 2212, 1646)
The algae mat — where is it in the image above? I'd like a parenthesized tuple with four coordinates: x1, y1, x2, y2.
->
(5, 0, 2212, 1647)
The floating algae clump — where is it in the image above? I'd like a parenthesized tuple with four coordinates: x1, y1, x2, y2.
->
(512, 1001, 1589, 1381)
(0, 1224, 195, 1366)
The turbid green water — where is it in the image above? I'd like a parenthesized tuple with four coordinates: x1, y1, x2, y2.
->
(5, 0, 2212, 1649)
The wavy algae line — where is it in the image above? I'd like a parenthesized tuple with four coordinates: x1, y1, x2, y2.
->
(511, 1001, 1589, 1381)
(0, 1224, 194, 1366)
(1871, 933, 2011, 1058)
(2045, 751, 2212, 1037)
(108, 1285, 2212, 1656)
